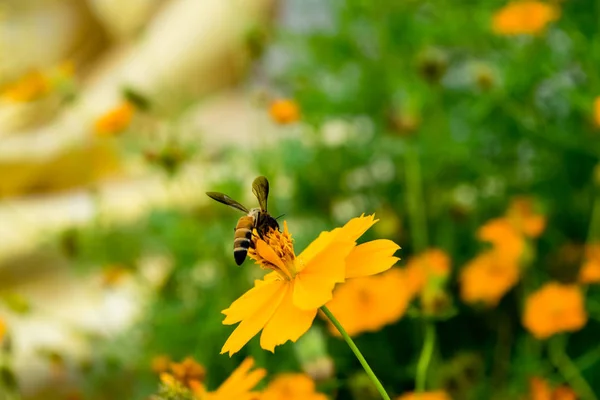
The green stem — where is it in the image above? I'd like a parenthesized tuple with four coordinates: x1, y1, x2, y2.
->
(404, 141, 428, 253)
(548, 336, 598, 400)
(320, 306, 391, 400)
(415, 321, 436, 392)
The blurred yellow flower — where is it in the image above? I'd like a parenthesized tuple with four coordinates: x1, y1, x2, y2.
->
(492, 1, 560, 36)
(529, 376, 577, 400)
(594, 97, 600, 128)
(579, 243, 600, 284)
(269, 99, 300, 124)
(523, 283, 587, 339)
(506, 197, 546, 238)
(324, 268, 411, 337)
(0, 318, 5, 341)
(95, 101, 135, 136)
(1, 71, 50, 102)
(261, 373, 327, 400)
(101, 264, 130, 287)
(396, 391, 452, 400)
(221, 214, 400, 356)
(460, 251, 520, 306)
(204, 357, 266, 400)
(159, 357, 264, 400)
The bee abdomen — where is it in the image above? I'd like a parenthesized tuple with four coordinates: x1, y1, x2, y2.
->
(233, 217, 254, 266)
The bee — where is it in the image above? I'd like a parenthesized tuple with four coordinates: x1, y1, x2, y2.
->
(206, 176, 280, 265)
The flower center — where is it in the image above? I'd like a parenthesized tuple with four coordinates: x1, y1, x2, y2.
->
(248, 224, 297, 280)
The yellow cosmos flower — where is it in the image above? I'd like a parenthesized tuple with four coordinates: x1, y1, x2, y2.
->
(324, 268, 411, 337)
(405, 249, 451, 295)
(492, 1, 560, 36)
(396, 391, 452, 400)
(594, 97, 600, 128)
(151, 354, 172, 374)
(221, 214, 400, 356)
(0, 318, 6, 341)
(460, 250, 520, 306)
(261, 373, 327, 400)
(94, 101, 135, 136)
(269, 99, 300, 125)
(159, 357, 265, 400)
(522, 283, 587, 339)
(477, 218, 525, 264)
(529, 376, 577, 400)
(579, 243, 600, 284)
(1, 70, 50, 102)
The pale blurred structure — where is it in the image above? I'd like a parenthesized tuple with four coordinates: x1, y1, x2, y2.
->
(0, 0, 280, 394)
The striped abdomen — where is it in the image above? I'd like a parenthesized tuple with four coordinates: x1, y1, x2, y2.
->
(233, 215, 254, 265)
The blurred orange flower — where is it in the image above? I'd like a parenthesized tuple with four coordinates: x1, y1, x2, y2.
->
(579, 243, 600, 284)
(221, 215, 400, 356)
(492, 1, 560, 36)
(594, 97, 600, 128)
(1, 71, 50, 102)
(261, 373, 327, 400)
(522, 283, 587, 339)
(529, 376, 577, 400)
(396, 390, 452, 400)
(506, 197, 546, 238)
(169, 357, 206, 387)
(95, 101, 135, 136)
(460, 251, 520, 306)
(269, 99, 300, 124)
(324, 268, 411, 337)
(151, 354, 172, 374)
(405, 249, 451, 294)
(0, 318, 5, 341)
(477, 218, 525, 264)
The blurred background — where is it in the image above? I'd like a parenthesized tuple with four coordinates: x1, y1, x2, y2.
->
(0, 0, 599, 399)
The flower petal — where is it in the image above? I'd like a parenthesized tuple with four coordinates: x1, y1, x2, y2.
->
(222, 278, 282, 324)
(213, 358, 266, 396)
(345, 239, 400, 279)
(294, 241, 355, 310)
(296, 229, 338, 269)
(260, 284, 318, 352)
(255, 239, 287, 271)
(221, 280, 288, 356)
(297, 215, 378, 270)
(336, 214, 378, 243)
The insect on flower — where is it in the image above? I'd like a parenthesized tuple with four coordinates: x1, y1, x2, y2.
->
(206, 176, 280, 266)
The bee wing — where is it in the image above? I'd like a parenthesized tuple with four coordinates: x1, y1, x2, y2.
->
(206, 192, 249, 213)
(252, 176, 270, 212)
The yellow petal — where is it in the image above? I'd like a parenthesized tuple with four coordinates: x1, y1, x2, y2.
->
(255, 239, 287, 271)
(297, 229, 338, 269)
(214, 358, 266, 395)
(222, 279, 283, 324)
(260, 284, 318, 352)
(293, 241, 355, 310)
(297, 215, 378, 270)
(220, 281, 288, 356)
(335, 214, 378, 243)
(345, 239, 400, 279)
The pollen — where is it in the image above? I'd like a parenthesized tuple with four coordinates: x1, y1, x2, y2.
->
(248, 222, 297, 280)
